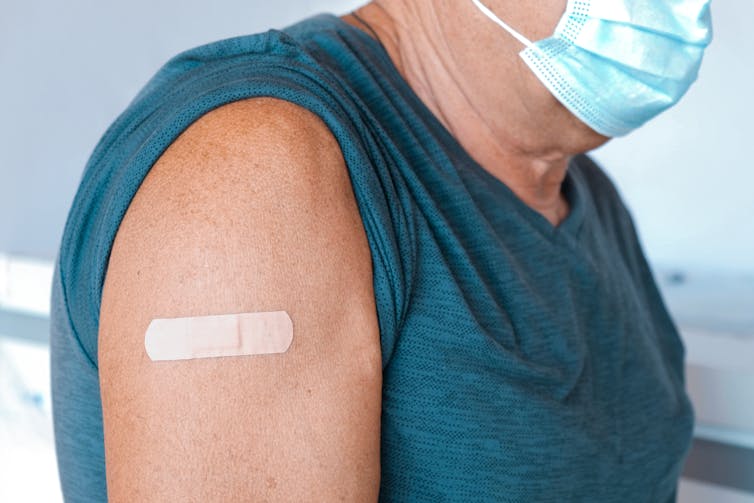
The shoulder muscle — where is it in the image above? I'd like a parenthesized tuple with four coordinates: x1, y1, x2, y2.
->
(98, 97, 381, 501)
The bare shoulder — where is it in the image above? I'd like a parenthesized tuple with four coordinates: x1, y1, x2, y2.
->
(99, 97, 382, 501)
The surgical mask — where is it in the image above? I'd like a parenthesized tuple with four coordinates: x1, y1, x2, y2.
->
(471, 0, 713, 137)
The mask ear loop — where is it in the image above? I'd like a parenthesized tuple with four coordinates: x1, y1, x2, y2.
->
(470, 0, 535, 49)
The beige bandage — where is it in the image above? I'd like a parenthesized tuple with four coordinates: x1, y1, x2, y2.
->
(144, 310, 293, 361)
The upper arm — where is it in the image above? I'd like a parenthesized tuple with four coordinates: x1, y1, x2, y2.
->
(98, 97, 382, 502)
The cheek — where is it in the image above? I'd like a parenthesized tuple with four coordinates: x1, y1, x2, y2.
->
(520, 0, 568, 41)
(515, 57, 553, 101)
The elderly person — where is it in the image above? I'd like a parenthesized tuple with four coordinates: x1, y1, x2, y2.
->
(50, 0, 712, 501)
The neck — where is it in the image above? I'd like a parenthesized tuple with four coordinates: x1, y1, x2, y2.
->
(344, 1, 609, 226)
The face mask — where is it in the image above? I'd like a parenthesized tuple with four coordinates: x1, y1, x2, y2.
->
(471, 0, 713, 137)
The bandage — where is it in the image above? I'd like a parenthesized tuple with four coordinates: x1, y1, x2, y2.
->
(144, 310, 293, 361)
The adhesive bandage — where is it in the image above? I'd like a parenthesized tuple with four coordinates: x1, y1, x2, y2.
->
(144, 310, 293, 361)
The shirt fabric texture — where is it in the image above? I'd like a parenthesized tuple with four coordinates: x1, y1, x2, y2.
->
(50, 12, 694, 502)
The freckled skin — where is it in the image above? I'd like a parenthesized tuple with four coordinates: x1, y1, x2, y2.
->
(100, 98, 382, 501)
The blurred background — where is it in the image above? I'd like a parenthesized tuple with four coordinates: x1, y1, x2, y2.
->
(1, 0, 752, 501)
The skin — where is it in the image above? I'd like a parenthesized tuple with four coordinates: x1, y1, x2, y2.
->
(100, 99, 383, 501)
(99, 1, 610, 501)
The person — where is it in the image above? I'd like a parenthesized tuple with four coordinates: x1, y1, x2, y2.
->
(50, 0, 712, 501)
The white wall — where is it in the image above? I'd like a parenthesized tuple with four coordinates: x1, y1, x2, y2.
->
(0, 0, 360, 260)
(2, 0, 751, 275)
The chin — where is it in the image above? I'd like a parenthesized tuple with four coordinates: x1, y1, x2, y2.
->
(558, 104, 612, 153)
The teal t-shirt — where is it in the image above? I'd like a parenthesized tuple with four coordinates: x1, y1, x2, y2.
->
(51, 12, 693, 502)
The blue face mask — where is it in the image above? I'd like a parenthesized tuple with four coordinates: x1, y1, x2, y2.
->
(471, 0, 713, 137)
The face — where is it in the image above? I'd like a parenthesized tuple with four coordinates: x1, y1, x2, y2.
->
(445, 0, 609, 148)
(461, 0, 568, 101)
(358, 0, 609, 150)
(490, 0, 567, 42)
